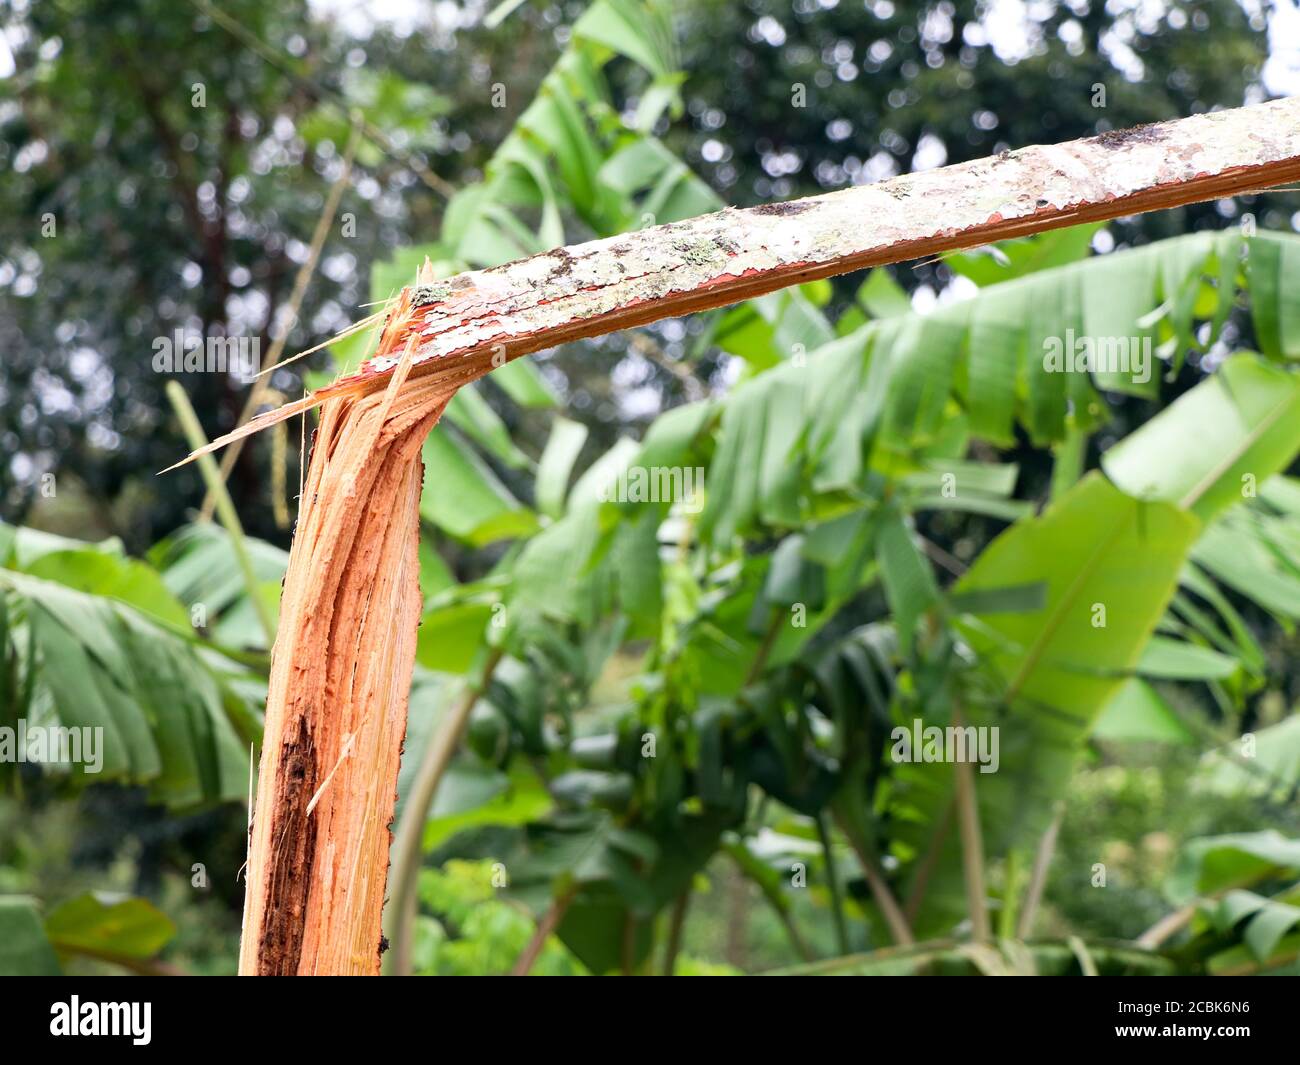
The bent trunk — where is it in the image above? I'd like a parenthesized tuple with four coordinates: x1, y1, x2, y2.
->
(230, 99, 1300, 974)
(238, 371, 453, 974)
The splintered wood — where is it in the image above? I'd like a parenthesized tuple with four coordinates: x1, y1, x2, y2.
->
(238, 288, 454, 975)
(220, 98, 1300, 975)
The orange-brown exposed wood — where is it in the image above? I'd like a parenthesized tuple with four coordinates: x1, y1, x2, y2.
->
(237, 289, 456, 975)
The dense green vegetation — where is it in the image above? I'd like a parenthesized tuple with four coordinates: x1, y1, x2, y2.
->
(1, 0, 1298, 976)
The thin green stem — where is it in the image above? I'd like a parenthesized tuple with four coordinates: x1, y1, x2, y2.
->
(1017, 801, 1064, 940)
(387, 646, 504, 975)
(952, 705, 989, 941)
(165, 382, 276, 647)
(745, 607, 784, 686)
(831, 807, 914, 946)
(661, 889, 691, 975)
(510, 885, 576, 976)
(999, 849, 1022, 941)
(722, 841, 814, 963)
(904, 798, 953, 924)
(1049, 420, 1087, 501)
(816, 813, 850, 955)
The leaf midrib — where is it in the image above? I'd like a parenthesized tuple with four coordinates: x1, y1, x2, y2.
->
(1178, 382, 1299, 510)
(1003, 512, 1131, 703)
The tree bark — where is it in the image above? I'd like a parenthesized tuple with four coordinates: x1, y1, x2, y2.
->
(182, 97, 1300, 471)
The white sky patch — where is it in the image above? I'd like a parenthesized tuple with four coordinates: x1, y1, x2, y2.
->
(860, 150, 900, 183)
(910, 285, 939, 314)
(0, 32, 15, 79)
(713, 355, 744, 396)
(1099, 26, 1146, 82)
(618, 385, 663, 420)
(1264, 0, 1300, 95)
(982, 0, 1041, 62)
(753, 15, 788, 47)
(977, 0, 1300, 93)
(306, 0, 481, 38)
(912, 132, 948, 171)
(938, 273, 979, 306)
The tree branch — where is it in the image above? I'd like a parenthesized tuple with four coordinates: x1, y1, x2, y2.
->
(178, 96, 1300, 468)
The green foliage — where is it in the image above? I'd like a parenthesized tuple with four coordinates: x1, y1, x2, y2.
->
(0, 891, 176, 976)
(375, 215, 1300, 970)
(0, 896, 61, 975)
(1198, 716, 1300, 802)
(149, 523, 288, 652)
(44, 892, 176, 963)
(4, 0, 1299, 978)
(773, 939, 1177, 976)
(0, 523, 259, 807)
(897, 475, 1198, 934)
(445, 0, 713, 262)
(414, 860, 583, 976)
(1103, 352, 1300, 522)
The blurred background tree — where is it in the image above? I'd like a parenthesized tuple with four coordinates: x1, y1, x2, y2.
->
(1, 0, 1292, 549)
(2, 0, 1300, 977)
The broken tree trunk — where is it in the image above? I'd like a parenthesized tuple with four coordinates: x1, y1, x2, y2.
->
(223, 98, 1300, 975)
(236, 291, 459, 975)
